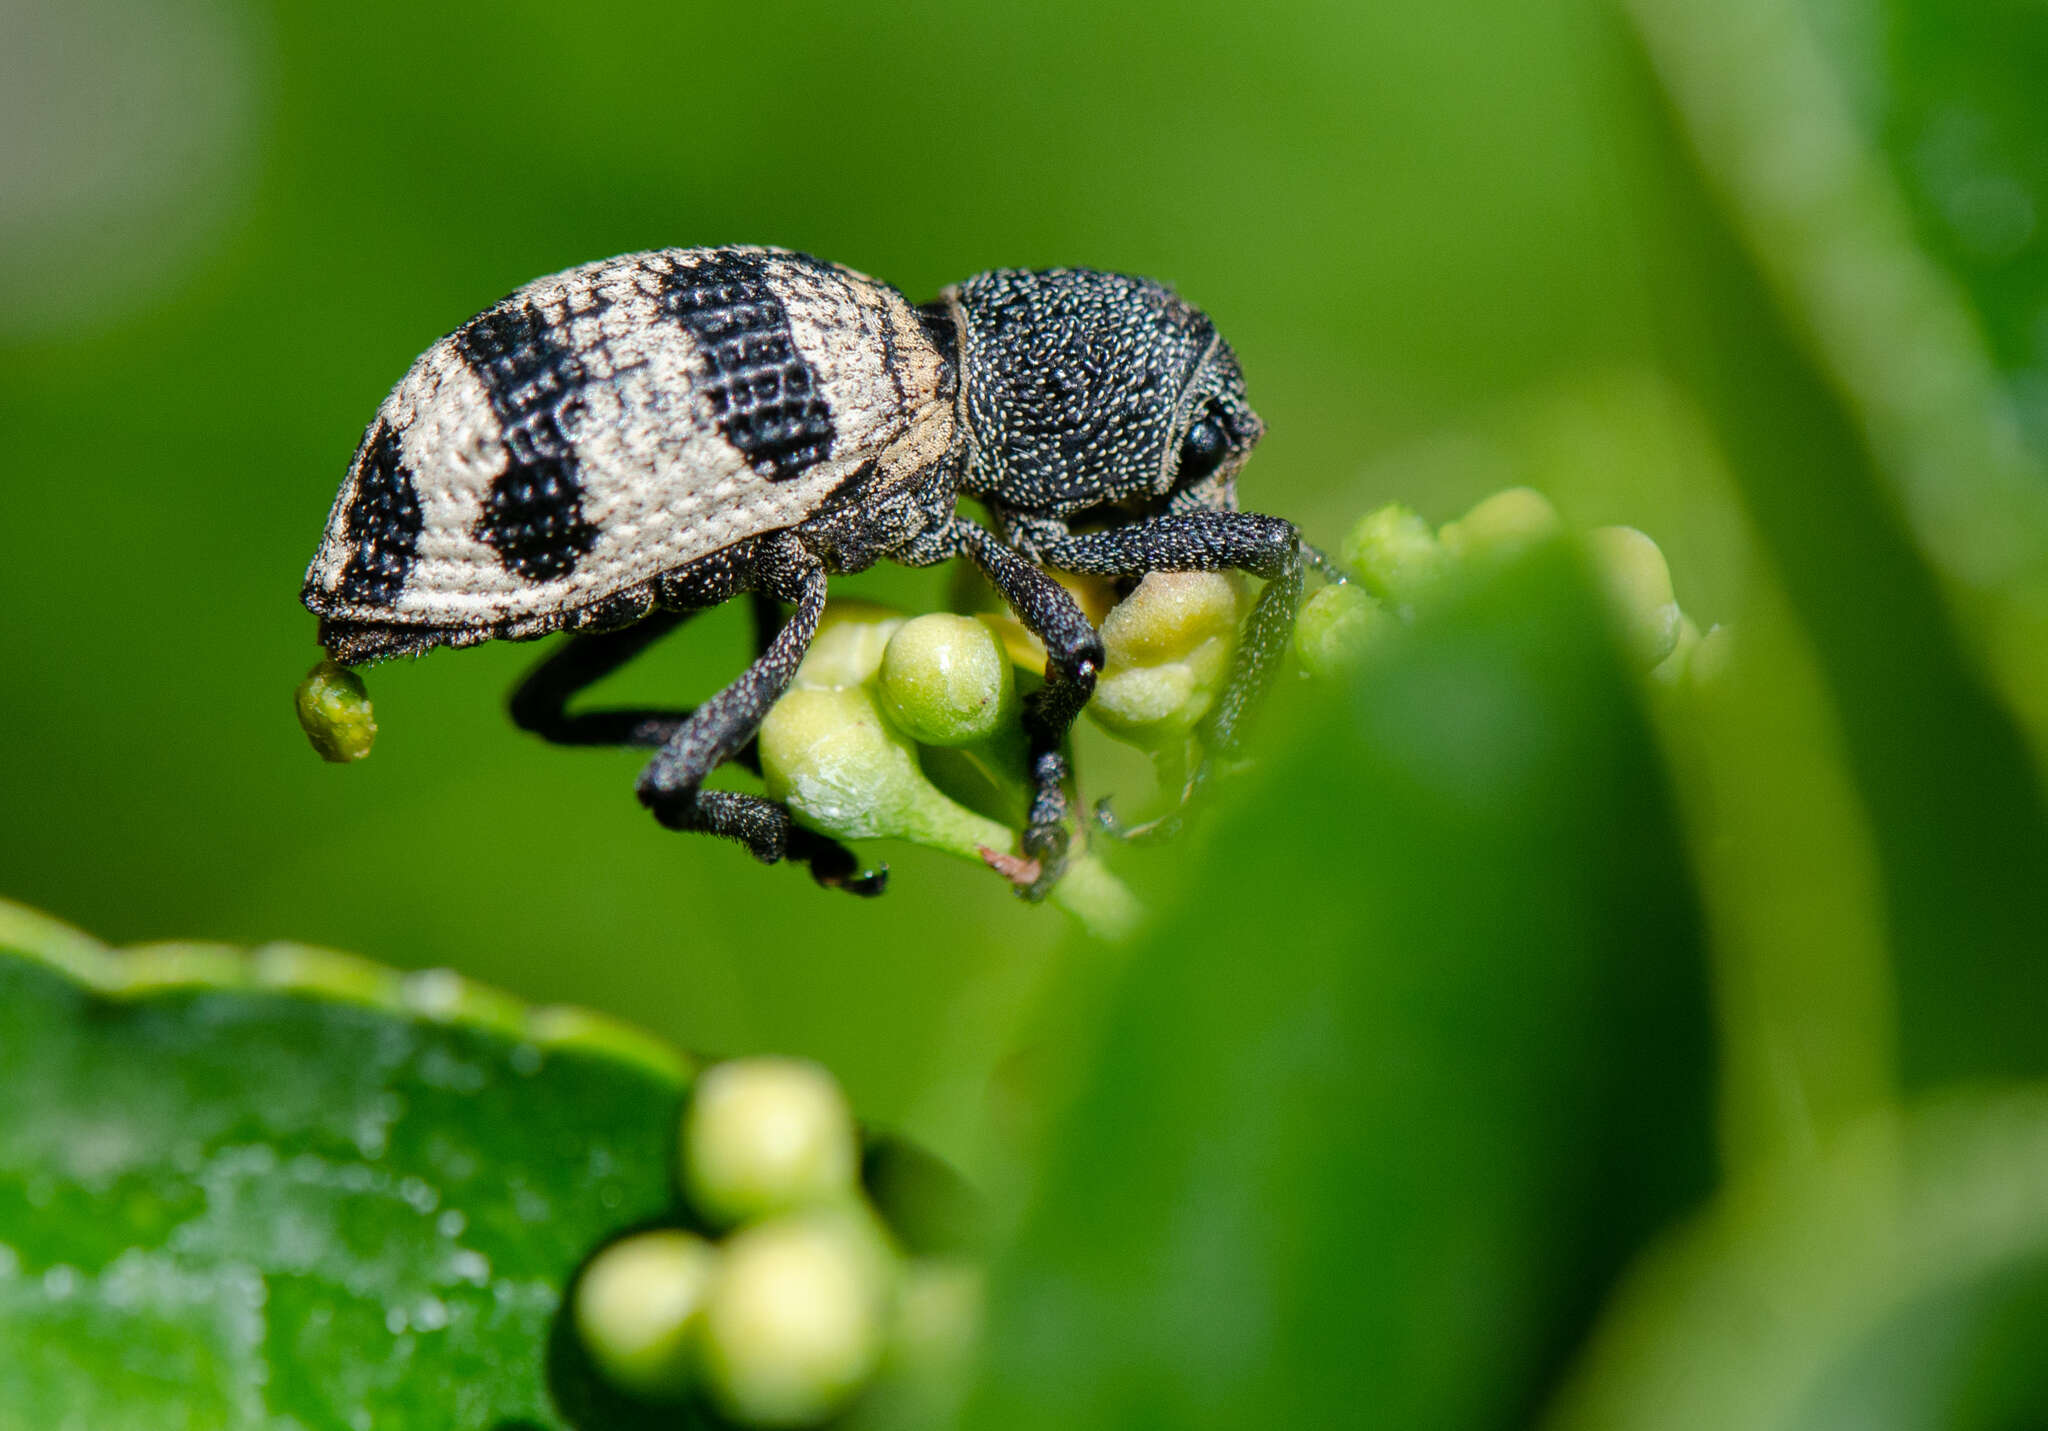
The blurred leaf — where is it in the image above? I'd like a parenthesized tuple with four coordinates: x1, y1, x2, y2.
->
(1627, 0, 2048, 692)
(1836, 0, 2048, 460)
(1651, 584, 1898, 1170)
(0, 901, 691, 1431)
(1547, 1086, 2048, 1431)
(1617, 0, 2048, 1089)
(962, 551, 1716, 1431)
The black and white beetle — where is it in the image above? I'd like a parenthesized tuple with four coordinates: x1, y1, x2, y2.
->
(303, 246, 1312, 899)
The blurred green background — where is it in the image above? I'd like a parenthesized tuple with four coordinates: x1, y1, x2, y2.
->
(6, 0, 2048, 1422)
(0, 0, 1749, 1142)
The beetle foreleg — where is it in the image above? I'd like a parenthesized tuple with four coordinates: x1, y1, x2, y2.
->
(1042, 512, 1305, 838)
(952, 522, 1105, 901)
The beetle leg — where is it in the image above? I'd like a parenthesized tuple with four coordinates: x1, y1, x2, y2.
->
(511, 549, 880, 894)
(1041, 512, 1305, 836)
(509, 609, 711, 751)
(630, 538, 886, 895)
(508, 593, 799, 777)
(951, 522, 1105, 901)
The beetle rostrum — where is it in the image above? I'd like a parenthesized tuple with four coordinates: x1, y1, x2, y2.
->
(303, 246, 1308, 899)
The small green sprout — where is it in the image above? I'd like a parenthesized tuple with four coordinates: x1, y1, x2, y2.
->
(572, 1228, 718, 1403)
(791, 600, 904, 689)
(700, 1209, 896, 1428)
(877, 613, 1018, 748)
(1584, 524, 1684, 669)
(294, 659, 376, 762)
(1437, 485, 1566, 564)
(1310, 491, 1721, 691)
(1293, 582, 1393, 679)
(1649, 614, 1705, 688)
(682, 1057, 861, 1230)
(1088, 571, 1245, 743)
(1341, 502, 1450, 611)
(1687, 621, 1737, 691)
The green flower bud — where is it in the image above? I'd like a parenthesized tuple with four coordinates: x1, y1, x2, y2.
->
(877, 614, 1016, 748)
(1584, 525, 1682, 669)
(682, 1057, 860, 1229)
(1648, 614, 1704, 688)
(1437, 486, 1565, 564)
(1341, 502, 1449, 609)
(701, 1211, 895, 1427)
(759, 686, 1015, 858)
(974, 571, 1118, 675)
(1088, 572, 1245, 743)
(294, 659, 376, 762)
(1687, 621, 1736, 692)
(794, 602, 904, 690)
(1292, 583, 1393, 679)
(573, 1229, 718, 1403)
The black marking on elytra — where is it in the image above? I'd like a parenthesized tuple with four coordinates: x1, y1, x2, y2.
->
(822, 457, 882, 507)
(655, 252, 834, 481)
(455, 301, 604, 582)
(336, 420, 424, 605)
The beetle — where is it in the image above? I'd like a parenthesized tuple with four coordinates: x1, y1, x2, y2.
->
(303, 246, 1312, 898)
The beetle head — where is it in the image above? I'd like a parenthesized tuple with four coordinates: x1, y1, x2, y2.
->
(943, 269, 1263, 521)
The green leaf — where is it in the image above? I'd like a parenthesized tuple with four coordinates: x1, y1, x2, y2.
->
(0, 902, 696, 1430)
(0, 904, 983, 1431)
(962, 550, 1717, 1431)
(1621, 0, 2048, 1090)
(1547, 1086, 2048, 1431)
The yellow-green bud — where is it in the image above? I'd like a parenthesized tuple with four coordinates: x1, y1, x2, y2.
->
(1438, 486, 1565, 564)
(1088, 572, 1244, 742)
(877, 614, 1016, 748)
(793, 602, 904, 690)
(1293, 583, 1392, 679)
(1341, 502, 1449, 609)
(1584, 525, 1683, 669)
(759, 686, 1014, 858)
(573, 1229, 718, 1403)
(1648, 614, 1703, 688)
(1688, 621, 1736, 692)
(682, 1057, 860, 1229)
(701, 1211, 894, 1427)
(294, 659, 377, 762)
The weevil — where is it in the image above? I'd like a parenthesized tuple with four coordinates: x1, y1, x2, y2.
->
(303, 246, 1313, 898)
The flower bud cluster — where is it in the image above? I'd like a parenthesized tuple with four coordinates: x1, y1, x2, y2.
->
(1303, 487, 1727, 689)
(760, 605, 1028, 859)
(573, 1056, 981, 1427)
(758, 600, 1141, 936)
(290, 490, 1718, 922)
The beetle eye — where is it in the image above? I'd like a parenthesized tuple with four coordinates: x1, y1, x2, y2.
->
(1177, 416, 1228, 484)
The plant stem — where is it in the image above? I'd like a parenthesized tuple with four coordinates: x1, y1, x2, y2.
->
(1048, 852, 1145, 943)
